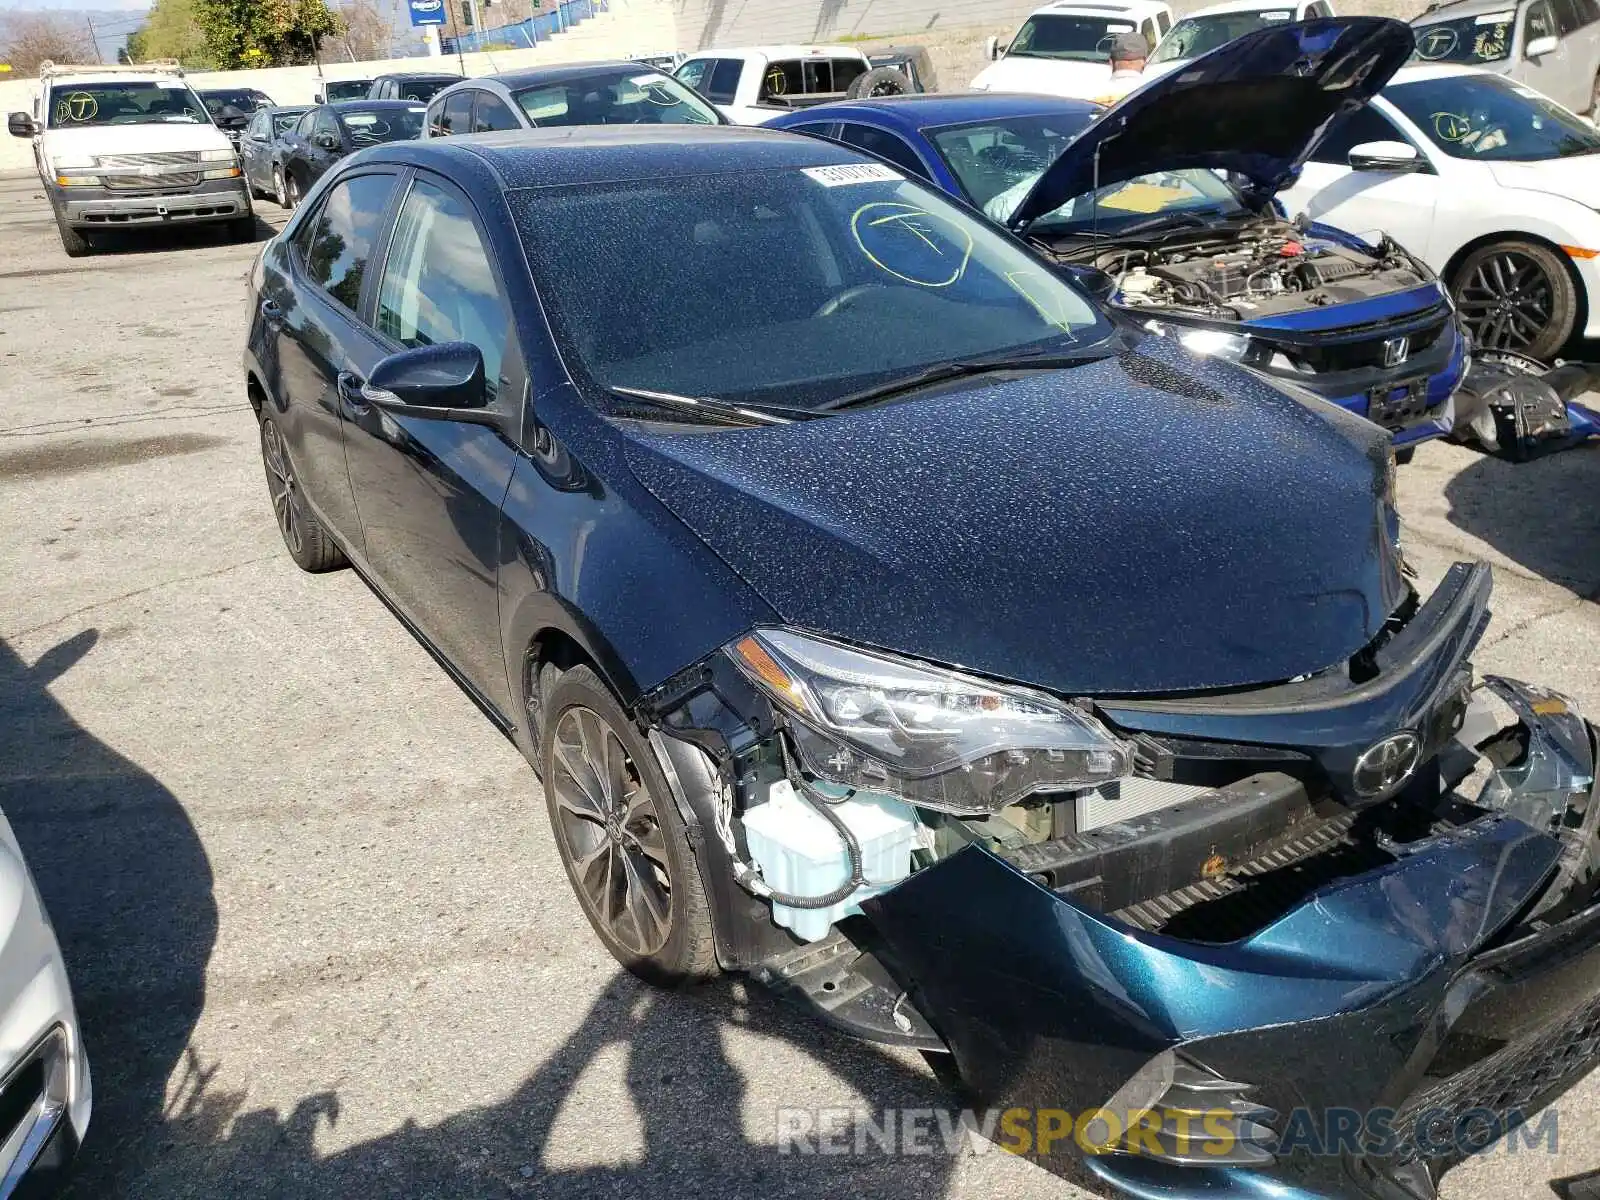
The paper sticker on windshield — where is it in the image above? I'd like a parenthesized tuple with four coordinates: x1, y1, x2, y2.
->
(1105, 22, 1134, 31)
(1261, 10, 1292, 19)
(1475, 10, 1514, 21)
(345, 114, 378, 126)
(1099, 182, 1191, 214)
(803, 163, 902, 187)
(408, 106, 427, 113)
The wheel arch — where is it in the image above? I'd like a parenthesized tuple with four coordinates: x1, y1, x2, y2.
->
(1441, 229, 1588, 347)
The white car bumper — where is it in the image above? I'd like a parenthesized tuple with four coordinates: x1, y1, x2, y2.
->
(0, 811, 89, 1196)
(1577, 254, 1600, 340)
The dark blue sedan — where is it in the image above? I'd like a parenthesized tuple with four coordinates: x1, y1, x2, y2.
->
(770, 17, 1470, 453)
(243, 110, 1600, 1199)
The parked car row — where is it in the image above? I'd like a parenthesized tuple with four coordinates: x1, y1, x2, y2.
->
(238, 19, 1600, 1200)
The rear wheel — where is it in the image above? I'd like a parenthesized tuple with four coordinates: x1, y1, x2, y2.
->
(1450, 239, 1576, 361)
(540, 666, 717, 986)
(258, 415, 347, 572)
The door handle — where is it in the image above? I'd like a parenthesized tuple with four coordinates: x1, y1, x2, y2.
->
(259, 298, 284, 325)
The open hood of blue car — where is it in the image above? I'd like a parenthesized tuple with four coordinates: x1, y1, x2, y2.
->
(1007, 16, 1415, 231)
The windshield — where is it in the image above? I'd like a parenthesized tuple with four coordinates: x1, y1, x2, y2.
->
(272, 109, 308, 135)
(514, 68, 721, 126)
(48, 83, 210, 127)
(511, 166, 1109, 412)
(201, 90, 268, 114)
(324, 81, 373, 101)
(1411, 14, 1515, 64)
(395, 78, 457, 102)
(338, 106, 427, 146)
(1150, 9, 1297, 62)
(1386, 74, 1600, 160)
(927, 113, 1099, 213)
(993, 167, 1247, 230)
(1008, 14, 1137, 62)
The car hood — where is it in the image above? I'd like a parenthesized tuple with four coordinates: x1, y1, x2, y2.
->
(1488, 156, 1600, 205)
(41, 121, 232, 163)
(620, 337, 1406, 697)
(1008, 16, 1416, 230)
(970, 56, 1118, 97)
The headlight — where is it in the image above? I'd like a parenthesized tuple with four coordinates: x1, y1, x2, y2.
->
(54, 173, 101, 187)
(201, 166, 242, 179)
(200, 147, 236, 162)
(728, 629, 1133, 814)
(1177, 328, 1252, 362)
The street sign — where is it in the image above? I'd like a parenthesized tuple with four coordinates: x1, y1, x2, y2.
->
(408, 0, 447, 26)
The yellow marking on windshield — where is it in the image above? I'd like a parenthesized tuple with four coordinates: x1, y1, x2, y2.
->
(1432, 111, 1472, 141)
(1097, 182, 1190, 214)
(58, 91, 98, 122)
(850, 202, 973, 287)
(1004, 269, 1077, 334)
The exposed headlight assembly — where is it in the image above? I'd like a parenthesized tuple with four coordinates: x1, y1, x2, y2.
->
(200, 147, 237, 162)
(728, 629, 1133, 815)
(1177, 328, 1252, 363)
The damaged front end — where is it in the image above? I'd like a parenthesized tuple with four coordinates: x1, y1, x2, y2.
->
(1451, 349, 1600, 461)
(636, 561, 1600, 1199)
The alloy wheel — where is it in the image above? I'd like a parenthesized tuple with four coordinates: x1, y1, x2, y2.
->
(274, 168, 287, 207)
(548, 706, 673, 957)
(1455, 250, 1555, 352)
(286, 174, 300, 208)
(260, 419, 303, 556)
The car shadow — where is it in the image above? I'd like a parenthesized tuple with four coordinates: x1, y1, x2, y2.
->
(0, 630, 217, 1197)
(1441, 441, 1600, 596)
(114, 965, 1122, 1199)
(85, 214, 272, 256)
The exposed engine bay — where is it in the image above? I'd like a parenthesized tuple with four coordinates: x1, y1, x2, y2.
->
(1062, 217, 1430, 321)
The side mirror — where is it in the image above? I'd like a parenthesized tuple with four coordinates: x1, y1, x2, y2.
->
(362, 343, 493, 422)
(1348, 139, 1424, 173)
(986, 35, 1003, 60)
(7, 112, 38, 139)
(313, 130, 341, 150)
(1526, 34, 1560, 57)
(314, 92, 327, 104)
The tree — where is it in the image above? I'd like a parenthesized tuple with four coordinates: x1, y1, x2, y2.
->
(125, 0, 217, 68)
(0, 13, 96, 75)
(330, 0, 394, 62)
(193, 0, 346, 68)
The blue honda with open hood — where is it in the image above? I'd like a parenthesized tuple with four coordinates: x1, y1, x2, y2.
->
(1010, 16, 1468, 452)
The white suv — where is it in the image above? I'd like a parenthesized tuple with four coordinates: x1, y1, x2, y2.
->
(6, 60, 252, 258)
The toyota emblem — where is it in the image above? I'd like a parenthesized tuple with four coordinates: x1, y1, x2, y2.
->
(1352, 731, 1421, 798)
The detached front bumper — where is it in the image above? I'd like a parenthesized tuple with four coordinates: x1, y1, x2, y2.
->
(861, 684, 1600, 1200)
(55, 176, 249, 228)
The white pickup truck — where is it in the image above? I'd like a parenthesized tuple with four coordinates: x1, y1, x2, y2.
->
(6, 60, 253, 258)
(674, 45, 878, 124)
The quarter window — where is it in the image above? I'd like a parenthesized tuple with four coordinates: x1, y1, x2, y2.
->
(835, 123, 931, 179)
(1307, 106, 1408, 164)
(473, 92, 521, 131)
(297, 173, 397, 314)
(376, 180, 512, 401)
(438, 90, 473, 135)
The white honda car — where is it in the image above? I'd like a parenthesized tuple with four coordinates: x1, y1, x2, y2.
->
(1280, 62, 1600, 358)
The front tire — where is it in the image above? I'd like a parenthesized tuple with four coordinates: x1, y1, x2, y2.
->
(1450, 239, 1577, 361)
(283, 170, 302, 210)
(540, 666, 718, 987)
(258, 415, 347, 572)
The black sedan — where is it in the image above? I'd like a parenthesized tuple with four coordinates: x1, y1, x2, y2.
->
(238, 104, 309, 201)
(243, 128, 1600, 1197)
(200, 87, 275, 145)
(273, 100, 426, 208)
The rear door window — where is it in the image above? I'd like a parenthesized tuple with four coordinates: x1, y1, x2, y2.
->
(439, 90, 473, 135)
(296, 172, 398, 314)
(376, 178, 514, 402)
(706, 58, 743, 104)
(473, 92, 521, 131)
(1553, 0, 1584, 33)
(1307, 105, 1409, 163)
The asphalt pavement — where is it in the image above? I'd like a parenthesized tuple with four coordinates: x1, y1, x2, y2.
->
(1, 171, 1598, 1199)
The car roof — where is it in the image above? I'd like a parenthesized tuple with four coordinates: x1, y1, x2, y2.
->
(445, 60, 660, 92)
(1025, 0, 1170, 18)
(374, 71, 462, 81)
(1186, 0, 1302, 15)
(266, 104, 311, 113)
(1411, 0, 1523, 22)
(781, 92, 1103, 129)
(358, 124, 863, 189)
(46, 73, 187, 87)
(327, 99, 430, 112)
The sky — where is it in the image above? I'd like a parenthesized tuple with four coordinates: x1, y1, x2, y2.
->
(0, 0, 149, 9)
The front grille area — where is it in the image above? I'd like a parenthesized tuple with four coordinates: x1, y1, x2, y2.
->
(101, 173, 202, 190)
(1271, 317, 1449, 374)
(1387, 990, 1600, 1169)
(94, 151, 202, 170)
